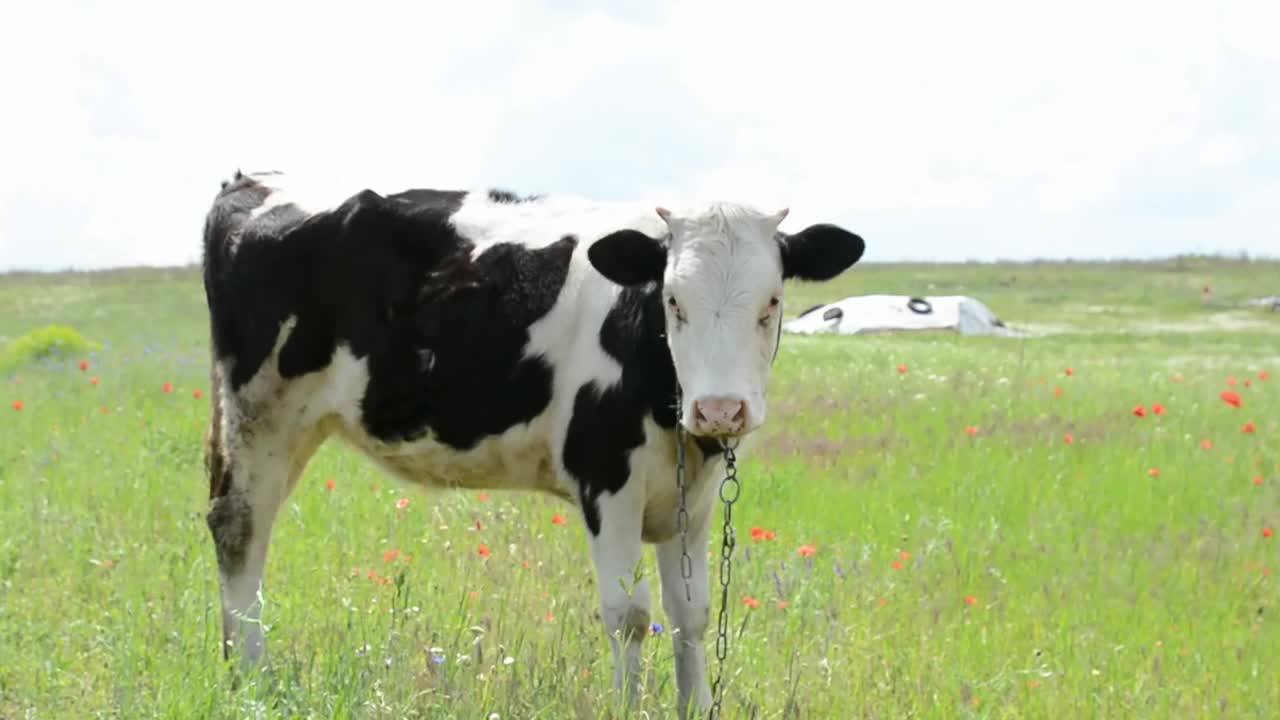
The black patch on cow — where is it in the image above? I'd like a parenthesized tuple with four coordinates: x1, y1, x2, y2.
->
(202, 177, 578, 450)
(360, 235, 578, 447)
(563, 284, 722, 535)
(565, 381, 644, 534)
(202, 181, 471, 390)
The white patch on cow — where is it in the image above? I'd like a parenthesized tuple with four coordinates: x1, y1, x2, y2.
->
(244, 170, 349, 222)
(222, 171, 352, 259)
(449, 190, 669, 259)
(656, 486, 714, 717)
(212, 314, 321, 666)
(659, 203, 789, 435)
(587, 481, 651, 700)
(634, 417, 726, 542)
(288, 345, 566, 498)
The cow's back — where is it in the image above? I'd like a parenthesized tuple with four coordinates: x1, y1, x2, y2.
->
(199, 172, 630, 498)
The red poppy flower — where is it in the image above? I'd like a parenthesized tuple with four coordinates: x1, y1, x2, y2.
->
(891, 561, 904, 571)
(79, 360, 89, 371)
(90, 376, 99, 386)
(384, 548, 400, 563)
(1053, 387, 1063, 397)
(897, 363, 908, 374)
(395, 497, 410, 510)
(751, 527, 765, 541)
(900, 551, 911, 561)
(798, 544, 816, 557)
(743, 595, 760, 609)
(1065, 368, 1074, 377)
(1148, 468, 1161, 477)
(1221, 391, 1243, 408)
(11, 400, 22, 411)
(1253, 476, 1264, 486)
(1201, 439, 1214, 450)
(1152, 402, 1166, 416)
(1133, 405, 1146, 418)
(1242, 421, 1256, 434)
(776, 600, 790, 610)
(477, 493, 491, 502)
(162, 383, 173, 393)
(1228, 376, 1239, 387)
(965, 595, 978, 606)
(552, 513, 568, 526)
(1265, 528, 1274, 539)
(193, 389, 203, 399)
(478, 544, 492, 558)
(1063, 433, 1074, 445)
(325, 478, 335, 491)
(965, 426, 978, 436)
(1260, 370, 1270, 381)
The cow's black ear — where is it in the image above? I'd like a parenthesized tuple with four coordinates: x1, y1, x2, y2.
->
(778, 224, 866, 281)
(589, 229, 667, 286)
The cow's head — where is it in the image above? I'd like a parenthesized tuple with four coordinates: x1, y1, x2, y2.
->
(588, 203, 865, 439)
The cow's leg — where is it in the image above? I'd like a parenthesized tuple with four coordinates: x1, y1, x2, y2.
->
(206, 389, 323, 670)
(585, 484, 651, 707)
(657, 495, 714, 719)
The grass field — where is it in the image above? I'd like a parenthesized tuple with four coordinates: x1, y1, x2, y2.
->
(1, 258, 1278, 718)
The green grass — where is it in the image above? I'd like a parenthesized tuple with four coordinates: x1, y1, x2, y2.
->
(1, 260, 1278, 718)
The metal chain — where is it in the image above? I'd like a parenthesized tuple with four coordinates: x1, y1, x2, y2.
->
(672, 388, 741, 719)
(675, 388, 694, 602)
(707, 440, 739, 719)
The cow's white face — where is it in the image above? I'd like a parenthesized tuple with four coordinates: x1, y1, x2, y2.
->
(589, 203, 865, 439)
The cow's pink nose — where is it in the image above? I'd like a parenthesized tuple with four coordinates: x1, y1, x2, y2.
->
(693, 396, 747, 436)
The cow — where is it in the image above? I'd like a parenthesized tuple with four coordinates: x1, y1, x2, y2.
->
(200, 170, 866, 717)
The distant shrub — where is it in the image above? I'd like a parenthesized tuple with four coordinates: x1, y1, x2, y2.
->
(0, 325, 101, 374)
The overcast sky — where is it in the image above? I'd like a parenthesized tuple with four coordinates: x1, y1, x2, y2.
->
(1, 0, 1276, 271)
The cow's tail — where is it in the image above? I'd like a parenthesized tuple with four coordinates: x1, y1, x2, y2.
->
(200, 169, 258, 501)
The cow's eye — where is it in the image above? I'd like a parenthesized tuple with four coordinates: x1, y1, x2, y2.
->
(759, 296, 780, 327)
(666, 295, 686, 325)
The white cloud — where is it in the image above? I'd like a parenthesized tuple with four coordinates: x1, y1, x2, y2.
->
(0, 0, 1277, 270)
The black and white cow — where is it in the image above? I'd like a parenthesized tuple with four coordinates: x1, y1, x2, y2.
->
(201, 170, 865, 716)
